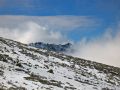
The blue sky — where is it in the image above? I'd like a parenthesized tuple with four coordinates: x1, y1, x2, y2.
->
(0, 0, 120, 42)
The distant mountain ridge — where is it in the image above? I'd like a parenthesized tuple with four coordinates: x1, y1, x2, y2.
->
(29, 42, 72, 53)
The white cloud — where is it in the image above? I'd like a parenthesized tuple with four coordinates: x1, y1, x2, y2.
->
(0, 15, 99, 44)
(0, 15, 100, 31)
(69, 27, 120, 67)
(0, 21, 68, 44)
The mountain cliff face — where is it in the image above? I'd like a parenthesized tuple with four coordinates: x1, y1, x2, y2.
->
(0, 37, 120, 90)
(29, 42, 72, 53)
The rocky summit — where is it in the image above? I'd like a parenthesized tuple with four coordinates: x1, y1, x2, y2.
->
(29, 42, 72, 53)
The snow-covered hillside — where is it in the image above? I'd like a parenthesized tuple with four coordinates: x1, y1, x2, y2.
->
(0, 37, 120, 90)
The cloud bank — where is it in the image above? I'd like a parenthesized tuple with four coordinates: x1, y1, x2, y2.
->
(0, 15, 99, 30)
(0, 21, 68, 44)
(0, 15, 98, 44)
(70, 27, 120, 67)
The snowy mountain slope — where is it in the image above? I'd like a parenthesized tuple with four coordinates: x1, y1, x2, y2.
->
(0, 37, 120, 90)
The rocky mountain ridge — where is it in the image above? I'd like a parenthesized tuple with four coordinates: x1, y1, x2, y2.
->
(29, 42, 72, 53)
